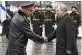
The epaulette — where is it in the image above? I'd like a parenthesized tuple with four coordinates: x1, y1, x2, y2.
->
(23, 16, 30, 22)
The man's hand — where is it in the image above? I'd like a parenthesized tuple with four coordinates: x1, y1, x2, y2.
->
(66, 50, 72, 54)
(44, 37, 48, 43)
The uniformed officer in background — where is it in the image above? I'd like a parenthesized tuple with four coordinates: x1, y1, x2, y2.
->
(38, 6, 45, 36)
(70, 6, 80, 39)
(32, 5, 44, 36)
(44, 5, 55, 36)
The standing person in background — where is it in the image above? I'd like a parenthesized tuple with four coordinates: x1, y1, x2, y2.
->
(38, 6, 45, 36)
(6, 4, 13, 18)
(2, 4, 13, 39)
(47, 3, 78, 55)
(70, 6, 80, 39)
(44, 5, 55, 37)
(32, 5, 42, 36)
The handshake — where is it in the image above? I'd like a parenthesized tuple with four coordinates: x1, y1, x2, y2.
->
(37, 30, 56, 44)
(43, 37, 48, 43)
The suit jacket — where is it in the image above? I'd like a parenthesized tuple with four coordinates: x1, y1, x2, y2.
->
(48, 13, 78, 55)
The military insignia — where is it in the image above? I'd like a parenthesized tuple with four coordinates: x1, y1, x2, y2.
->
(33, 11, 40, 21)
(23, 16, 30, 22)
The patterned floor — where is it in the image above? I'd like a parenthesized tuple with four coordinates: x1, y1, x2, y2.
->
(0, 26, 82, 55)
(0, 37, 81, 55)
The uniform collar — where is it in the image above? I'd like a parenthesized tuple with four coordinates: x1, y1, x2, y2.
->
(18, 10, 27, 17)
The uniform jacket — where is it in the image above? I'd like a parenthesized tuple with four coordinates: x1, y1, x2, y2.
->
(6, 10, 44, 55)
(70, 12, 80, 27)
(70, 12, 80, 39)
(44, 11, 55, 24)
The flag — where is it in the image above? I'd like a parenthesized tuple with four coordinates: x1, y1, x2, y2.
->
(0, 1, 6, 23)
(0, 4, 1, 22)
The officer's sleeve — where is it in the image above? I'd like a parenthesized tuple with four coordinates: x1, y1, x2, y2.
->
(77, 14, 80, 26)
(51, 13, 55, 24)
(65, 17, 75, 51)
(19, 21, 44, 43)
(47, 29, 56, 42)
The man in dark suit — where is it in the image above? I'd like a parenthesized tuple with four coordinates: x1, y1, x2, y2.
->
(47, 3, 78, 55)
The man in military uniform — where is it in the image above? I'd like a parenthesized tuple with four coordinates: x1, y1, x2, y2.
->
(32, 5, 44, 36)
(70, 6, 80, 39)
(44, 5, 55, 36)
(38, 6, 45, 36)
(6, 3, 46, 55)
